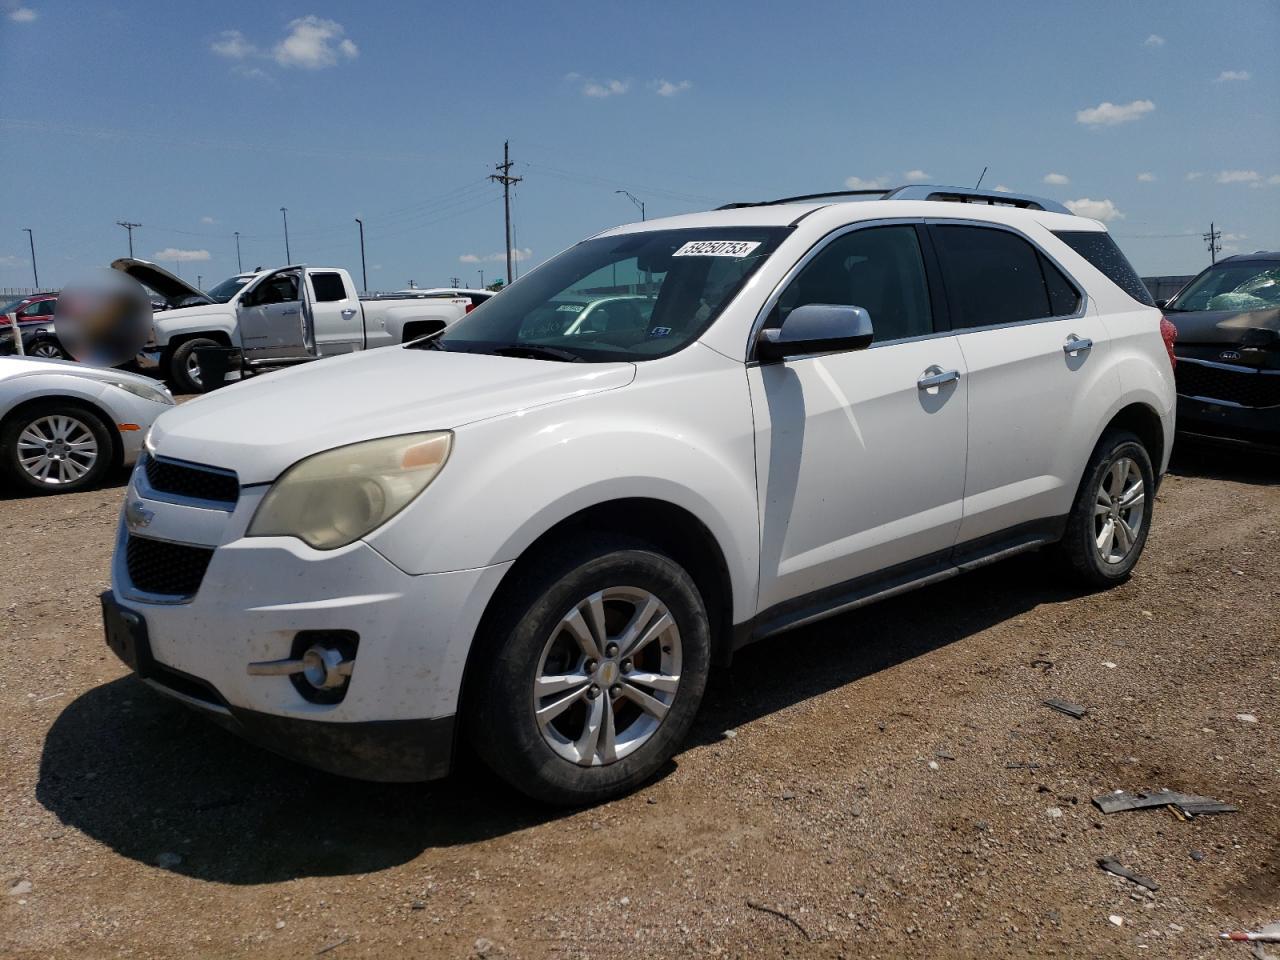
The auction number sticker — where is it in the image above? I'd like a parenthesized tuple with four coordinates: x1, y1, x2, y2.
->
(672, 240, 762, 258)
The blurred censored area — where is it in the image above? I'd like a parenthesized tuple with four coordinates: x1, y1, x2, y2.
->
(54, 269, 152, 367)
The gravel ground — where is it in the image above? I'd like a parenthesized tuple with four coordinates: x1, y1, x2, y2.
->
(1, 442, 1277, 959)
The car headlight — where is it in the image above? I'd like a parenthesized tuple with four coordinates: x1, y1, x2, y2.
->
(106, 378, 175, 405)
(248, 432, 453, 550)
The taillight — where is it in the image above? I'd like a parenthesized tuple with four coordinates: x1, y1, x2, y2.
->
(465, 303, 475, 314)
(1159, 316, 1177, 370)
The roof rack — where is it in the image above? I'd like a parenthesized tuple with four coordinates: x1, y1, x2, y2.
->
(717, 184, 1072, 216)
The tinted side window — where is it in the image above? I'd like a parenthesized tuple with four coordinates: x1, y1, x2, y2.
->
(1040, 254, 1082, 316)
(932, 225, 1057, 328)
(773, 225, 933, 343)
(311, 272, 347, 302)
(1053, 230, 1155, 306)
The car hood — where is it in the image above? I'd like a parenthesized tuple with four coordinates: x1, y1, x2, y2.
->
(148, 347, 637, 483)
(1168, 307, 1280, 369)
(0, 354, 171, 389)
(111, 258, 211, 305)
(151, 302, 236, 326)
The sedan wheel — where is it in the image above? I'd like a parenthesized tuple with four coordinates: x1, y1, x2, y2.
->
(534, 587, 682, 767)
(17, 414, 100, 486)
(29, 340, 67, 360)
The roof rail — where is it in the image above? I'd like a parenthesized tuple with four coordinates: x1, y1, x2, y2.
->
(883, 185, 1071, 215)
(716, 189, 887, 210)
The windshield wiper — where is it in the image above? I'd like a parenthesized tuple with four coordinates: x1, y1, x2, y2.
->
(491, 344, 583, 362)
(407, 335, 448, 351)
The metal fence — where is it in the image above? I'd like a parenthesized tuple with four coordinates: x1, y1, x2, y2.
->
(1, 287, 57, 298)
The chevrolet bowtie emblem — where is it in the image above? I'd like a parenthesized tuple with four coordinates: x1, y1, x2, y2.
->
(125, 499, 155, 529)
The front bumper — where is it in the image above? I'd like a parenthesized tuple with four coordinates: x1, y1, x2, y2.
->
(1177, 394, 1280, 450)
(107, 462, 513, 780)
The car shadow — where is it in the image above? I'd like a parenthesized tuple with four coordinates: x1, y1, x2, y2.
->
(0, 468, 131, 502)
(37, 551, 1087, 885)
(1168, 437, 1278, 486)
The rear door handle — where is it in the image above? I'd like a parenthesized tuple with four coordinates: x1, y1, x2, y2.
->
(1063, 335, 1093, 356)
(917, 367, 960, 390)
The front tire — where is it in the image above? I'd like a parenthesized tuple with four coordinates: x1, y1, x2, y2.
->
(28, 337, 69, 360)
(467, 539, 711, 806)
(168, 337, 221, 394)
(1058, 430, 1155, 587)
(1, 401, 115, 494)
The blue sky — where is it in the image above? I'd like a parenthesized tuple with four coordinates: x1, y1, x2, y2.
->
(2, 0, 1277, 291)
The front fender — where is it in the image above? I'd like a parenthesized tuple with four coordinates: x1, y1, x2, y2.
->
(365, 348, 761, 623)
(153, 307, 241, 349)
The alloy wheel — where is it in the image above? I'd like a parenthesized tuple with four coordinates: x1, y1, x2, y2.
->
(185, 351, 203, 387)
(16, 414, 100, 486)
(30, 342, 65, 359)
(533, 586, 682, 767)
(1094, 456, 1144, 564)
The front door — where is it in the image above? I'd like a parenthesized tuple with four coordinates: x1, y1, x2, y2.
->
(237, 268, 309, 361)
(306, 270, 363, 355)
(927, 222, 1117, 543)
(749, 223, 969, 613)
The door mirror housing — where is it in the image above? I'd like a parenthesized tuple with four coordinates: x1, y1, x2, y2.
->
(756, 304, 874, 362)
(1154, 298, 1169, 309)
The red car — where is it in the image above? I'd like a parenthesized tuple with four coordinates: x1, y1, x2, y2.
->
(0, 293, 68, 359)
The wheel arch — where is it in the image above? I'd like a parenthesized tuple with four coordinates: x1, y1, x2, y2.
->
(0, 393, 123, 471)
(455, 496, 736, 744)
(1100, 401, 1166, 481)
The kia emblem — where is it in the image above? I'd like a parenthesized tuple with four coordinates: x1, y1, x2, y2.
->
(1219, 350, 1242, 361)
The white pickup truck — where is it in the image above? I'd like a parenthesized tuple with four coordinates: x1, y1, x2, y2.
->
(114, 259, 473, 393)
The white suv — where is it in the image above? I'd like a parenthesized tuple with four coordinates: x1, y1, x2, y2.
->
(103, 185, 1176, 805)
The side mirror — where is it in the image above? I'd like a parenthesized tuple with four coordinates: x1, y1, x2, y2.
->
(756, 304, 874, 362)
(1155, 298, 1169, 309)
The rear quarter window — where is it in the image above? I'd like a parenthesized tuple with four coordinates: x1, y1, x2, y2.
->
(1053, 231, 1155, 307)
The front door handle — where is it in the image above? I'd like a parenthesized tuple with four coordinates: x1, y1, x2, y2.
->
(1063, 335, 1093, 356)
(917, 367, 960, 390)
(340, 308, 357, 318)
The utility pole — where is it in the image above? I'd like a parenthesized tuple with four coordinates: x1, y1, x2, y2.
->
(197, 274, 203, 289)
(1203, 222, 1222, 263)
(488, 140, 523, 284)
(478, 268, 485, 289)
(234, 231, 243, 272)
(354, 218, 368, 293)
(116, 221, 141, 258)
(280, 207, 291, 263)
(449, 276, 461, 288)
(615, 189, 646, 221)
(22, 227, 38, 289)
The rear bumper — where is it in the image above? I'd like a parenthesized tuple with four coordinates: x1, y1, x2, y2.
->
(1177, 394, 1280, 450)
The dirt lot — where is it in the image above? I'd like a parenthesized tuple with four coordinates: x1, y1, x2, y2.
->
(1, 443, 1277, 959)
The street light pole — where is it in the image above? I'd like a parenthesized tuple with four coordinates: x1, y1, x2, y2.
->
(234, 231, 243, 273)
(22, 228, 38, 289)
(615, 189, 645, 221)
(478, 268, 485, 289)
(354, 218, 368, 294)
(280, 207, 291, 263)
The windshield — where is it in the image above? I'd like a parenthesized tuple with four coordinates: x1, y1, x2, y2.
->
(429, 227, 788, 361)
(1168, 261, 1280, 312)
(206, 275, 254, 303)
(0, 298, 25, 315)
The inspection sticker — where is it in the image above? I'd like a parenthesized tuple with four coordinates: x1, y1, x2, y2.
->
(672, 240, 762, 258)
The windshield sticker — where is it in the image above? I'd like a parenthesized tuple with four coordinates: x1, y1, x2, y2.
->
(672, 240, 762, 258)
(648, 326, 672, 338)
(556, 303, 585, 312)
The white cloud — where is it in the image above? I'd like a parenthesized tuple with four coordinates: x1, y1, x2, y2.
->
(1185, 171, 1204, 181)
(844, 175, 888, 189)
(1076, 99, 1155, 127)
(653, 79, 692, 97)
(8, 7, 37, 22)
(1143, 34, 1164, 47)
(0, 254, 22, 267)
(459, 248, 532, 264)
(1215, 169, 1261, 184)
(214, 18, 358, 71)
(1137, 172, 1155, 182)
(152, 248, 211, 263)
(903, 169, 931, 182)
(1214, 70, 1250, 83)
(582, 78, 629, 98)
(1269, 175, 1280, 186)
(200, 216, 217, 225)
(211, 29, 255, 59)
(1042, 172, 1070, 185)
(273, 16, 358, 69)
(993, 185, 1012, 193)
(1064, 198, 1124, 222)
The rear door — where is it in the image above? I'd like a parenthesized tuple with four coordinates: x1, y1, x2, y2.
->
(306, 270, 363, 355)
(928, 221, 1117, 544)
(749, 222, 969, 614)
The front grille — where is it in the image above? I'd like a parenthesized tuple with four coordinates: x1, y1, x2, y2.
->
(1176, 360, 1280, 409)
(125, 535, 214, 598)
(144, 455, 239, 505)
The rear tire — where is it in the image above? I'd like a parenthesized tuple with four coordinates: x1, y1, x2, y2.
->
(169, 337, 221, 394)
(1057, 430, 1155, 587)
(466, 537, 711, 806)
(1, 401, 115, 494)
